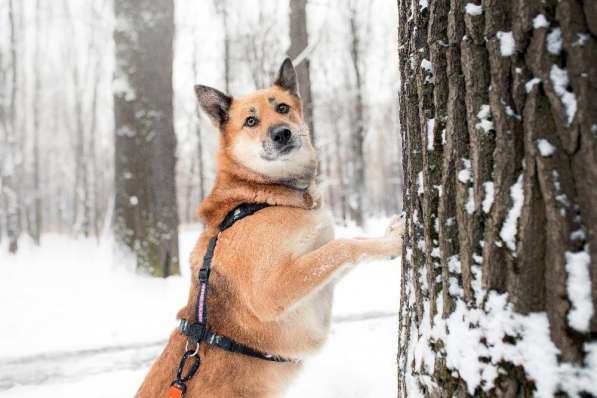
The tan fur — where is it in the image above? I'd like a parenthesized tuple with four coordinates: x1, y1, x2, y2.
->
(135, 76, 403, 398)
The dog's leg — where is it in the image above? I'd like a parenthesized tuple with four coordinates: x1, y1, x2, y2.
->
(255, 220, 403, 320)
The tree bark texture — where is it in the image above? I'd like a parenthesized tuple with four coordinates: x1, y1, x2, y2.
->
(288, 0, 316, 144)
(113, 0, 180, 276)
(397, 0, 596, 396)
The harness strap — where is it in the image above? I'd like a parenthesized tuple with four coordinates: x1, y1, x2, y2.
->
(178, 319, 296, 363)
(169, 203, 298, 396)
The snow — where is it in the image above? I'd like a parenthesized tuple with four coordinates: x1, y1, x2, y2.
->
(421, 59, 433, 84)
(525, 77, 541, 93)
(113, 75, 136, 102)
(0, 221, 400, 397)
(465, 187, 475, 215)
(457, 158, 472, 184)
(499, 174, 524, 252)
(482, 181, 494, 213)
(417, 171, 424, 196)
(476, 104, 494, 133)
(465, 3, 483, 16)
(427, 289, 597, 398)
(0, 234, 187, 359)
(496, 31, 515, 57)
(547, 28, 562, 55)
(565, 249, 594, 332)
(536, 139, 556, 157)
(533, 14, 549, 29)
(550, 65, 577, 126)
(426, 118, 435, 151)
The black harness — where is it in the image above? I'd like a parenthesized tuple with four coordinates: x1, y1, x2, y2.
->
(169, 203, 298, 397)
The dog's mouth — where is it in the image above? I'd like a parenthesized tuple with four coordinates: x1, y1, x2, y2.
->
(279, 143, 296, 155)
(261, 140, 301, 161)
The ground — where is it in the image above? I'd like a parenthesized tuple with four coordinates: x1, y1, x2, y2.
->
(0, 219, 400, 397)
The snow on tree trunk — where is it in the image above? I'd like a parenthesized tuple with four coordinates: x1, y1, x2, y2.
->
(113, 0, 179, 277)
(288, 0, 316, 145)
(397, 0, 597, 396)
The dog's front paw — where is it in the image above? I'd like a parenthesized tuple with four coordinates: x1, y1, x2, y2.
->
(385, 215, 405, 239)
(381, 216, 405, 259)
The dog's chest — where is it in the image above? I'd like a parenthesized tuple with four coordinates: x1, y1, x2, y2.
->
(279, 208, 336, 351)
(284, 285, 335, 351)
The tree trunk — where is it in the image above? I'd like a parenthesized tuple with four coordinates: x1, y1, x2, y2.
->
(191, 43, 206, 206)
(397, 0, 597, 396)
(31, 0, 42, 245)
(4, 0, 20, 253)
(349, 6, 366, 227)
(214, 0, 232, 93)
(288, 0, 315, 144)
(113, 0, 180, 276)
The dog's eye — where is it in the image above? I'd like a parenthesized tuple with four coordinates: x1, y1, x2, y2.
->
(244, 116, 259, 128)
(276, 103, 290, 114)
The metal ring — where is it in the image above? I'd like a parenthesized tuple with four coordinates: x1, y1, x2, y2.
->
(185, 340, 200, 357)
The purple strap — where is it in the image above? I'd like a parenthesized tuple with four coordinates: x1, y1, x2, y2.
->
(197, 282, 207, 323)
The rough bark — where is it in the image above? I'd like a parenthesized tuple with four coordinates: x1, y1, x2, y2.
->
(113, 0, 180, 276)
(398, 0, 597, 396)
(288, 0, 316, 144)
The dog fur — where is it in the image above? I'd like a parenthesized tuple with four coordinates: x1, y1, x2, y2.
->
(135, 58, 403, 398)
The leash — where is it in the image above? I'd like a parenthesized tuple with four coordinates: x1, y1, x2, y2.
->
(168, 203, 298, 398)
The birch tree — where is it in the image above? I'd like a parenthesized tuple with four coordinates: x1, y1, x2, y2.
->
(397, 0, 597, 396)
(113, 0, 180, 276)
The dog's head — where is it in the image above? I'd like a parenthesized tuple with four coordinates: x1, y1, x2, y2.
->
(195, 58, 317, 189)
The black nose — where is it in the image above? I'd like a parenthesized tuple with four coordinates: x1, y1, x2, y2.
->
(270, 125, 292, 146)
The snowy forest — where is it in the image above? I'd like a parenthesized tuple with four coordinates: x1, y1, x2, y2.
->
(1, 0, 596, 397)
(0, 0, 400, 255)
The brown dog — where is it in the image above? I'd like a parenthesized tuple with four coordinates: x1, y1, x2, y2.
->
(135, 58, 403, 398)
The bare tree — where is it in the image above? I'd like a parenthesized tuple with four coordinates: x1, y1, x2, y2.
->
(3, 0, 21, 253)
(397, 0, 597, 396)
(113, 0, 180, 276)
(213, 0, 232, 93)
(30, 0, 43, 245)
(191, 43, 206, 205)
(288, 0, 315, 143)
(348, 3, 365, 227)
(63, 0, 93, 237)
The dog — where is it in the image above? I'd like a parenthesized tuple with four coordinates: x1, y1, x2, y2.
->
(135, 58, 403, 398)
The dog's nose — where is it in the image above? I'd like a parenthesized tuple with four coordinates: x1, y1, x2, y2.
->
(270, 125, 292, 146)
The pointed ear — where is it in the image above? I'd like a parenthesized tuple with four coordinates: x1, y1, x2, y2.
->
(274, 57, 299, 96)
(194, 85, 232, 128)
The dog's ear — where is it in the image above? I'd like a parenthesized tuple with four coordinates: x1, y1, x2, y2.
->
(274, 57, 299, 97)
(194, 85, 232, 129)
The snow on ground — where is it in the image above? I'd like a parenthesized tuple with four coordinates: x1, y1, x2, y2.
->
(0, 218, 400, 397)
